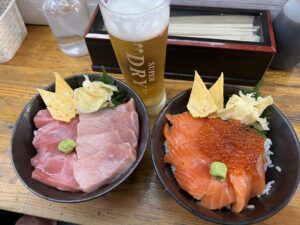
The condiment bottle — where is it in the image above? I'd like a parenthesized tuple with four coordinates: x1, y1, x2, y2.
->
(41, 0, 90, 57)
(270, 0, 300, 69)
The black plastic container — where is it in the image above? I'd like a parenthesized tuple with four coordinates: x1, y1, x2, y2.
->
(85, 5, 276, 85)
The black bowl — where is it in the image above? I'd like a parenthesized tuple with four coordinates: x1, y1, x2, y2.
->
(11, 74, 150, 203)
(151, 85, 300, 225)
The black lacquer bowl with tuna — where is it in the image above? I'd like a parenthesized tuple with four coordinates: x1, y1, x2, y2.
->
(11, 74, 150, 203)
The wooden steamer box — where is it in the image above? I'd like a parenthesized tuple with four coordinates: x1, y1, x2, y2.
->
(85, 5, 276, 85)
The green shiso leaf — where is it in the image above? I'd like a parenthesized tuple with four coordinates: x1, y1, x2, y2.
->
(111, 91, 126, 106)
(96, 65, 115, 86)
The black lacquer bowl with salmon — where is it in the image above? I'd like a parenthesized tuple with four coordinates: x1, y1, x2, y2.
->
(151, 85, 300, 224)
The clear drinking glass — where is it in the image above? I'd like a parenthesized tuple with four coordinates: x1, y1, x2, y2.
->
(98, 0, 170, 115)
(42, 0, 90, 57)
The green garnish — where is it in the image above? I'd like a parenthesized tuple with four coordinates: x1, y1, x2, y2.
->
(96, 66, 125, 106)
(255, 129, 267, 138)
(97, 66, 115, 85)
(111, 91, 126, 105)
(210, 162, 227, 180)
(58, 139, 76, 153)
(242, 78, 264, 100)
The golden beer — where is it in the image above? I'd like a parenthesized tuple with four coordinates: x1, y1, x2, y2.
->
(109, 27, 168, 115)
(99, 0, 170, 115)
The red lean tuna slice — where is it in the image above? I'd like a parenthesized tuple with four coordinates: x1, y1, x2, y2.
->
(32, 117, 78, 149)
(31, 145, 59, 167)
(31, 111, 80, 192)
(32, 151, 80, 192)
(76, 133, 135, 159)
(33, 109, 55, 128)
(73, 145, 137, 193)
(77, 111, 139, 136)
(15, 215, 57, 225)
(79, 98, 136, 122)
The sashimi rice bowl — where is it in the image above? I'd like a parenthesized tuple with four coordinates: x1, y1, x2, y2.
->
(11, 73, 150, 202)
(151, 72, 300, 224)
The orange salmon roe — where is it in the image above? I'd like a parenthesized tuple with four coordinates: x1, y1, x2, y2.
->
(196, 118, 265, 176)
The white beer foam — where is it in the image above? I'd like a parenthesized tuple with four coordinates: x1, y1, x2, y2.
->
(99, 0, 169, 42)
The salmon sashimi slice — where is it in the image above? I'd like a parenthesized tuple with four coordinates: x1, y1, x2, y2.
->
(173, 158, 236, 208)
(173, 161, 211, 200)
(164, 123, 201, 165)
(200, 177, 236, 209)
(163, 113, 206, 154)
(165, 112, 198, 125)
(164, 123, 201, 152)
(229, 170, 252, 213)
(251, 155, 266, 197)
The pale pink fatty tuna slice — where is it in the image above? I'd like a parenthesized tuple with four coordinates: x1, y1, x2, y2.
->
(77, 111, 139, 136)
(76, 133, 135, 159)
(73, 144, 137, 193)
(74, 98, 140, 192)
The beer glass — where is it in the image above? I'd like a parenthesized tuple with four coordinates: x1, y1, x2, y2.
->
(98, 0, 170, 115)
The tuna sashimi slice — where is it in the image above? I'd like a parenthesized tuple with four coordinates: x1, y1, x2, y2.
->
(33, 109, 55, 128)
(31, 146, 58, 167)
(73, 146, 136, 193)
(79, 98, 136, 122)
(76, 132, 134, 159)
(32, 117, 78, 149)
(32, 152, 80, 192)
(77, 111, 139, 136)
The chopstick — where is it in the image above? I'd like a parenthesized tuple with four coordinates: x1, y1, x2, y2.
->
(169, 15, 261, 42)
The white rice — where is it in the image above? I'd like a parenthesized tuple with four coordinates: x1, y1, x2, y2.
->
(171, 165, 176, 172)
(261, 180, 275, 196)
(164, 140, 169, 153)
(247, 205, 255, 209)
(259, 138, 280, 197)
(225, 204, 231, 210)
(165, 141, 176, 172)
(264, 138, 273, 172)
(276, 166, 282, 172)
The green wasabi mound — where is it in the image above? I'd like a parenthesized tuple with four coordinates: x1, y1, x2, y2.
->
(210, 162, 227, 180)
(58, 139, 76, 154)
